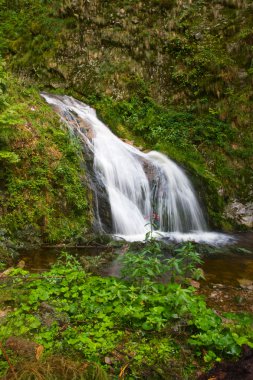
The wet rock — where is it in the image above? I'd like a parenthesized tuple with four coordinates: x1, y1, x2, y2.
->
(55, 104, 113, 233)
(224, 200, 253, 228)
(194, 32, 203, 40)
(238, 279, 253, 290)
(189, 279, 200, 289)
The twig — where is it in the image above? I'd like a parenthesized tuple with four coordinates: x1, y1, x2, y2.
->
(0, 341, 18, 380)
(119, 363, 129, 378)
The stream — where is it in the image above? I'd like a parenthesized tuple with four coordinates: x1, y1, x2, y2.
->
(203, 231, 253, 285)
(18, 232, 253, 313)
(19, 232, 253, 283)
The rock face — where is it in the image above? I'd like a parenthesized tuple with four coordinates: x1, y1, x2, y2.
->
(43, 96, 113, 234)
(84, 154, 113, 233)
(225, 201, 253, 228)
(70, 126, 113, 234)
(2, 1, 252, 231)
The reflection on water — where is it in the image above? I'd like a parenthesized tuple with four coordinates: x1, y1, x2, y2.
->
(202, 231, 253, 286)
(203, 255, 253, 286)
(18, 232, 253, 287)
(234, 231, 253, 251)
(19, 246, 108, 273)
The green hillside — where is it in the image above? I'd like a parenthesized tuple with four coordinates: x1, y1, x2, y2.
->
(0, 0, 252, 240)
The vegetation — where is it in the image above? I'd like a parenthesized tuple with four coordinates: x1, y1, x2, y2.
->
(0, 58, 91, 245)
(89, 94, 244, 228)
(0, 1, 252, 377)
(1, 0, 252, 229)
(0, 245, 252, 379)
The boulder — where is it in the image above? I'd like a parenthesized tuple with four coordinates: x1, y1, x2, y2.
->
(225, 200, 253, 228)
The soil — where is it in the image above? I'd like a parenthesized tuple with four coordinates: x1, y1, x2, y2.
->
(198, 283, 253, 314)
(198, 345, 253, 380)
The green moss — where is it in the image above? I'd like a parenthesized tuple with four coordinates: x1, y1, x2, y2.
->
(85, 93, 251, 228)
(0, 0, 252, 230)
(0, 65, 91, 244)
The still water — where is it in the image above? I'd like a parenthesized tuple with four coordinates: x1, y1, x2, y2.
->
(19, 232, 253, 286)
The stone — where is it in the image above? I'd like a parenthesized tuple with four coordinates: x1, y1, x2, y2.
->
(224, 200, 253, 228)
(0, 308, 11, 318)
(238, 279, 253, 290)
(104, 356, 113, 364)
(0, 267, 14, 278)
(189, 279, 200, 289)
(132, 17, 139, 24)
(17, 260, 25, 268)
(194, 32, 203, 40)
(237, 69, 248, 80)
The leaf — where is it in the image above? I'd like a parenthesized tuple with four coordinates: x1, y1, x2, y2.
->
(0, 151, 20, 164)
(35, 345, 44, 360)
(142, 322, 153, 330)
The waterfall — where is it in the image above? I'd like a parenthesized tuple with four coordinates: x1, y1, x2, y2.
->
(41, 93, 232, 245)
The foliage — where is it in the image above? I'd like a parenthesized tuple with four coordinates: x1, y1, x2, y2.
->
(0, 0, 252, 231)
(0, 151, 20, 164)
(0, 249, 252, 378)
(0, 0, 62, 78)
(89, 91, 252, 228)
(120, 241, 204, 285)
(0, 71, 90, 244)
(0, 56, 7, 110)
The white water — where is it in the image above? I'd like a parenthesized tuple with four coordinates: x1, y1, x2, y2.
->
(41, 93, 233, 245)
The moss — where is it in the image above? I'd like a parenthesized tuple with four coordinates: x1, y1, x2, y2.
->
(85, 93, 251, 228)
(0, 0, 252, 230)
(0, 67, 91, 245)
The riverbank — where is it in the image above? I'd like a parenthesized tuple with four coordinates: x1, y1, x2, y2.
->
(0, 240, 253, 379)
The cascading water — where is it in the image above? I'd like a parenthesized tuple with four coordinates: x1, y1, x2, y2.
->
(41, 93, 232, 245)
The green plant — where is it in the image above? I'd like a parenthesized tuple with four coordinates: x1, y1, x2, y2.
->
(120, 240, 166, 284)
(0, 75, 90, 244)
(120, 242, 204, 285)
(0, 251, 252, 378)
(174, 242, 205, 281)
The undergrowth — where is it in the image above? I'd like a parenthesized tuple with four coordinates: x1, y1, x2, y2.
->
(0, 243, 252, 379)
